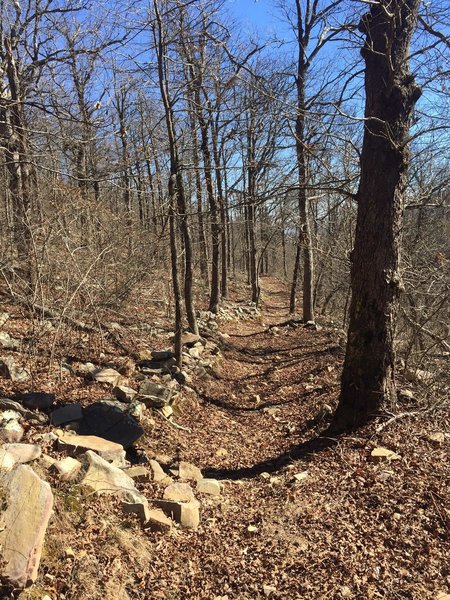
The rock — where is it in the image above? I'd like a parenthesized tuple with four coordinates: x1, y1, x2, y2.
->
(0, 312, 9, 327)
(82, 451, 149, 520)
(0, 465, 53, 588)
(3, 443, 41, 464)
(138, 380, 172, 408)
(128, 401, 146, 420)
(174, 370, 191, 385)
(188, 347, 200, 359)
(92, 367, 122, 386)
(149, 459, 170, 483)
(0, 331, 20, 350)
(0, 398, 47, 423)
(81, 450, 137, 495)
(121, 498, 150, 525)
(179, 461, 203, 481)
(0, 357, 30, 382)
(181, 332, 200, 347)
(77, 401, 144, 448)
(18, 392, 55, 410)
(0, 448, 16, 471)
(155, 498, 200, 529)
(40, 454, 57, 469)
(0, 411, 25, 443)
(57, 433, 125, 464)
(124, 465, 150, 482)
(160, 405, 173, 419)
(51, 403, 83, 426)
(197, 478, 221, 496)
(151, 351, 175, 361)
(112, 385, 137, 403)
(398, 388, 414, 400)
(404, 367, 433, 383)
(51, 457, 82, 481)
(144, 509, 173, 533)
(163, 482, 195, 502)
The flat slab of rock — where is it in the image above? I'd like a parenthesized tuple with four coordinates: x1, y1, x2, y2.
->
(57, 433, 125, 463)
(0, 399, 47, 423)
(144, 509, 173, 533)
(0, 448, 16, 471)
(0, 465, 54, 588)
(92, 367, 122, 386)
(77, 401, 144, 448)
(124, 466, 150, 482)
(179, 461, 203, 481)
(163, 482, 195, 502)
(51, 403, 83, 426)
(138, 381, 172, 408)
(3, 443, 41, 464)
(149, 459, 171, 483)
(197, 478, 221, 496)
(0, 332, 20, 350)
(155, 498, 200, 530)
(181, 333, 201, 347)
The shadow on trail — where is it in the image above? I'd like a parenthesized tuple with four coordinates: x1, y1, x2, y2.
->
(203, 434, 336, 480)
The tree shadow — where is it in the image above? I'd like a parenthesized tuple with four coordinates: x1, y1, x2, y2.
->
(203, 433, 336, 480)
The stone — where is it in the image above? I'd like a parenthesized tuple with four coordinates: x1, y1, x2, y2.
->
(0, 331, 20, 350)
(77, 401, 144, 448)
(40, 454, 57, 469)
(163, 482, 195, 502)
(51, 403, 83, 426)
(197, 478, 221, 496)
(138, 380, 172, 408)
(112, 385, 137, 403)
(263, 585, 277, 596)
(174, 370, 191, 385)
(124, 466, 150, 482)
(18, 392, 55, 410)
(51, 457, 82, 481)
(82, 451, 149, 519)
(57, 433, 125, 463)
(0, 448, 16, 471)
(92, 367, 122, 386)
(3, 443, 41, 464)
(149, 459, 170, 483)
(0, 418, 24, 442)
(427, 431, 446, 444)
(0, 465, 53, 588)
(188, 347, 200, 359)
(181, 332, 201, 347)
(160, 405, 173, 419)
(151, 351, 175, 361)
(0, 398, 47, 423)
(144, 509, 173, 533)
(0, 312, 10, 327)
(128, 401, 146, 420)
(121, 498, 150, 525)
(0, 357, 30, 382)
(81, 450, 137, 495)
(179, 461, 203, 481)
(155, 498, 200, 529)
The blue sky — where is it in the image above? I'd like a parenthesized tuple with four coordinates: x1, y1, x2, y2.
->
(226, 0, 293, 39)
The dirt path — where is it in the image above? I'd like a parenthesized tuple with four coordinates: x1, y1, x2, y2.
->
(35, 278, 448, 600)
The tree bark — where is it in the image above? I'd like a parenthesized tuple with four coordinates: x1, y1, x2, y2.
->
(331, 0, 422, 432)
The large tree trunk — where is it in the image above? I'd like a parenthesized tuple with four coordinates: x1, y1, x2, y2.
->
(331, 0, 421, 432)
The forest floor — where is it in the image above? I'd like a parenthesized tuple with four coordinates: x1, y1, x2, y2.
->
(2, 277, 449, 600)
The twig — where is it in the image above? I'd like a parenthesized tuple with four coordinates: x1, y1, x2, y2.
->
(155, 409, 191, 432)
(375, 411, 419, 433)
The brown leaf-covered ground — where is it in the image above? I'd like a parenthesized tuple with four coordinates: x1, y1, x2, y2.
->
(3, 277, 448, 600)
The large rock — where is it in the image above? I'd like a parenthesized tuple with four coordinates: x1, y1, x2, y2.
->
(197, 478, 221, 496)
(0, 357, 30, 382)
(179, 461, 203, 481)
(0, 448, 16, 471)
(0, 412, 24, 442)
(77, 401, 144, 448)
(144, 509, 173, 533)
(181, 333, 201, 347)
(18, 392, 55, 410)
(51, 403, 84, 426)
(3, 443, 41, 464)
(57, 433, 126, 464)
(149, 459, 171, 483)
(51, 457, 82, 481)
(155, 498, 200, 530)
(112, 385, 137, 403)
(81, 451, 149, 523)
(92, 367, 122, 386)
(163, 482, 195, 502)
(137, 381, 172, 408)
(0, 465, 54, 588)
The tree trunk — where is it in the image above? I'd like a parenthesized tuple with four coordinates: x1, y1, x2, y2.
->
(331, 0, 421, 432)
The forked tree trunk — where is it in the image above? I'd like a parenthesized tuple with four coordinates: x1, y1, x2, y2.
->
(331, 0, 421, 432)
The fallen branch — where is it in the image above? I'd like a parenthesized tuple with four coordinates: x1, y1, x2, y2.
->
(155, 409, 191, 432)
(375, 411, 419, 433)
